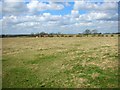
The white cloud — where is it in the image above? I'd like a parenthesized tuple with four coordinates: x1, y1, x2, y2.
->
(64, 2, 71, 7)
(48, 2, 64, 10)
(104, 0, 119, 2)
(3, 0, 65, 16)
(2, 11, 118, 34)
(0, 1, 2, 17)
(2, 13, 63, 31)
(74, 22, 92, 27)
(4, 0, 23, 2)
(74, 1, 117, 11)
(78, 11, 118, 21)
(3, 1, 28, 15)
(71, 10, 79, 18)
(1, 1, 118, 34)
(27, 0, 64, 14)
(73, 1, 118, 22)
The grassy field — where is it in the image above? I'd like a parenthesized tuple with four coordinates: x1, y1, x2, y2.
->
(2, 36, 118, 88)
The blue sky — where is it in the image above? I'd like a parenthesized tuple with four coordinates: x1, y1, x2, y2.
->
(1, 0, 119, 34)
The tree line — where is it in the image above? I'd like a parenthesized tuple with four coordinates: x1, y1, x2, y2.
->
(1, 29, 120, 38)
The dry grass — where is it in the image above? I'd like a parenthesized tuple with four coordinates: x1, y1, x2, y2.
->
(2, 37, 118, 88)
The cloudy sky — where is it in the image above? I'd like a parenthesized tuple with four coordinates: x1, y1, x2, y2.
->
(1, 0, 119, 34)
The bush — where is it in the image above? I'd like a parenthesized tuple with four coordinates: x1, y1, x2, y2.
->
(48, 35, 54, 37)
(57, 35, 60, 37)
(98, 34, 101, 37)
(92, 34, 96, 37)
(61, 35, 64, 37)
(76, 35, 82, 37)
(111, 34, 114, 37)
(101, 35, 104, 37)
(40, 35, 44, 37)
(69, 35, 73, 37)
(86, 34, 89, 37)
(106, 35, 108, 37)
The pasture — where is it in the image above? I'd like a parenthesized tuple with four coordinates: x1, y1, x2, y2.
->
(2, 36, 118, 88)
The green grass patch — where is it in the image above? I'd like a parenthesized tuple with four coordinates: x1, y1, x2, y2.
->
(2, 37, 118, 88)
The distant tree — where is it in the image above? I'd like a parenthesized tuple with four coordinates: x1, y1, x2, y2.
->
(35, 32, 40, 37)
(31, 33, 35, 37)
(78, 33, 82, 35)
(84, 29, 91, 34)
(91, 29, 98, 34)
(40, 32, 47, 35)
(48, 33, 54, 37)
(57, 32, 61, 35)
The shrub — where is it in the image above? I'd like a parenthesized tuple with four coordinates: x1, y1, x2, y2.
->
(69, 35, 73, 37)
(101, 35, 104, 37)
(111, 34, 114, 37)
(106, 35, 108, 37)
(98, 34, 101, 37)
(48, 35, 54, 37)
(92, 34, 96, 37)
(76, 35, 82, 37)
(61, 35, 64, 37)
(40, 35, 44, 37)
(57, 35, 60, 37)
(86, 34, 89, 37)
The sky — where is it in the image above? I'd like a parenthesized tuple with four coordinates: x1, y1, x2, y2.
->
(0, 0, 119, 34)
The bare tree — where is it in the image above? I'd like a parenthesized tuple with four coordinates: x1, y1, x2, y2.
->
(84, 29, 91, 34)
(91, 29, 98, 34)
